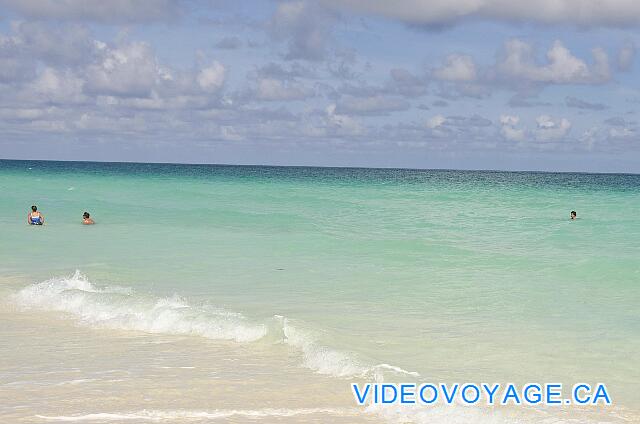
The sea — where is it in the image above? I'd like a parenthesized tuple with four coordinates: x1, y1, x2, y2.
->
(1, 159, 638, 423)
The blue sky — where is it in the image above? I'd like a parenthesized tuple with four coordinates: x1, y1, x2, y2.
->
(0, 0, 638, 172)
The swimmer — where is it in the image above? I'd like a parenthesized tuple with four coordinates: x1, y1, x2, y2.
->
(28, 205, 44, 225)
(82, 212, 95, 225)
(570, 211, 577, 220)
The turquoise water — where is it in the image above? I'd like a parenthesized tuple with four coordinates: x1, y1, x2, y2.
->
(1, 160, 639, 422)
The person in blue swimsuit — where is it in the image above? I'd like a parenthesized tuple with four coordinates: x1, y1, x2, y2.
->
(28, 205, 44, 225)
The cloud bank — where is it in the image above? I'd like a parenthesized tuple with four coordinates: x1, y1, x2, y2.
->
(321, 0, 640, 27)
(0, 0, 637, 171)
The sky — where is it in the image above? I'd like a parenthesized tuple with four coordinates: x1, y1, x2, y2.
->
(0, 0, 638, 172)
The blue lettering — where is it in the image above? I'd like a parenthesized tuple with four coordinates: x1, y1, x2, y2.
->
(400, 384, 416, 404)
(419, 384, 438, 404)
(502, 384, 521, 405)
(573, 384, 591, 404)
(441, 383, 459, 404)
(352, 384, 370, 405)
(523, 384, 542, 404)
(482, 383, 500, 404)
(381, 384, 398, 404)
(461, 384, 480, 404)
(546, 384, 562, 405)
(592, 384, 611, 405)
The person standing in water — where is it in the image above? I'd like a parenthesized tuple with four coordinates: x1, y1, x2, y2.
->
(570, 211, 577, 220)
(27, 205, 44, 225)
(82, 212, 95, 225)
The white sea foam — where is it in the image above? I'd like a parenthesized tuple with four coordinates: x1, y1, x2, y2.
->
(365, 403, 515, 424)
(11, 271, 419, 383)
(55, 379, 99, 386)
(281, 317, 419, 382)
(11, 271, 266, 343)
(35, 408, 358, 422)
(282, 319, 370, 378)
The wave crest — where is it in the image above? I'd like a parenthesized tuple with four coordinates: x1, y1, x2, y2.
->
(11, 271, 419, 382)
(11, 270, 266, 343)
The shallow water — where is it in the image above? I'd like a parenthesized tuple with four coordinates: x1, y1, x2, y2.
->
(1, 160, 639, 423)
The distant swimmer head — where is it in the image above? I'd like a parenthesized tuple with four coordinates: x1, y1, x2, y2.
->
(82, 211, 94, 225)
(571, 211, 577, 220)
(31, 205, 37, 212)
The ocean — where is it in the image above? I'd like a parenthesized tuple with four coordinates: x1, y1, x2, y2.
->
(1, 159, 638, 423)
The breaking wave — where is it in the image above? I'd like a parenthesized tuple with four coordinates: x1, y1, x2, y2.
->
(10, 271, 418, 382)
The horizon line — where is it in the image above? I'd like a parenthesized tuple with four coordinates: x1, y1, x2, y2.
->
(0, 157, 638, 177)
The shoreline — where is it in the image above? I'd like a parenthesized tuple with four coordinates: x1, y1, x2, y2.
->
(2, 274, 637, 424)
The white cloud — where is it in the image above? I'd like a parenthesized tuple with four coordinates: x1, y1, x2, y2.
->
(579, 126, 599, 150)
(269, 1, 334, 61)
(82, 40, 223, 102)
(433, 54, 477, 82)
(427, 39, 618, 101)
(320, 0, 640, 27)
(0, 27, 228, 114)
(197, 62, 226, 93)
(609, 127, 634, 138)
(499, 115, 519, 126)
(326, 104, 364, 135)
(498, 39, 610, 84)
(23, 67, 86, 105)
(534, 115, 571, 140)
(0, 32, 33, 82)
(85, 41, 164, 97)
(618, 41, 636, 71)
(11, 21, 94, 66)
(255, 78, 313, 101)
(499, 114, 525, 141)
(501, 126, 526, 142)
(605, 116, 636, 139)
(426, 114, 446, 129)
